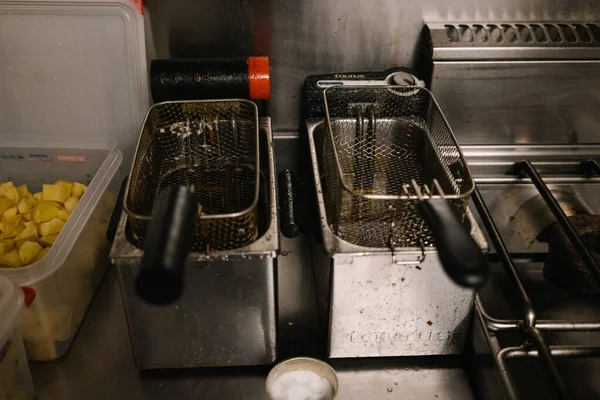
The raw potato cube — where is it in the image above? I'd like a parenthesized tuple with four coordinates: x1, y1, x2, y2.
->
(0, 181, 14, 194)
(16, 224, 38, 248)
(64, 196, 79, 213)
(0, 195, 14, 215)
(33, 192, 43, 202)
(16, 184, 30, 198)
(38, 218, 65, 237)
(2, 221, 24, 239)
(33, 202, 59, 224)
(54, 180, 74, 192)
(42, 184, 70, 203)
(2, 186, 19, 204)
(3, 206, 18, 217)
(57, 210, 70, 222)
(35, 247, 51, 262)
(18, 195, 37, 213)
(19, 241, 43, 265)
(2, 214, 22, 234)
(0, 240, 15, 253)
(0, 249, 22, 267)
(39, 234, 58, 246)
(72, 182, 87, 197)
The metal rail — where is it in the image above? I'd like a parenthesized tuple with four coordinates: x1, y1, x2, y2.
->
(473, 158, 600, 399)
(517, 160, 600, 290)
(472, 187, 569, 399)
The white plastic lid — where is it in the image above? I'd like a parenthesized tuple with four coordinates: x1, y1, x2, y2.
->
(0, 275, 24, 346)
(0, 0, 148, 166)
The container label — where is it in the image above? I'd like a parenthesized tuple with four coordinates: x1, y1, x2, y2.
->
(27, 154, 52, 161)
(0, 154, 24, 161)
(57, 155, 88, 163)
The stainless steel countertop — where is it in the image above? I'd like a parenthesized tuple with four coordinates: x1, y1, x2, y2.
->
(30, 236, 474, 399)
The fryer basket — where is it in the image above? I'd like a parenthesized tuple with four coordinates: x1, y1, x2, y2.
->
(124, 100, 260, 252)
(322, 85, 474, 249)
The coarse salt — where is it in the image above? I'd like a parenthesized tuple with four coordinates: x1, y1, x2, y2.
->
(270, 370, 334, 400)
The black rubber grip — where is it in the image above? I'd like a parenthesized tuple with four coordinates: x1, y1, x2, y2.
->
(136, 186, 198, 305)
(278, 169, 300, 238)
(419, 198, 488, 288)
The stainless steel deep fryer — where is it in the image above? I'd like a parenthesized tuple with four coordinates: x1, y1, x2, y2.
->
(112, 99, 279, 368)
(322, 85, 486, 286)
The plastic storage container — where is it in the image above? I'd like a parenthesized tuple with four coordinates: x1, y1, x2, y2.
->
(0, 275, 34, 399)
(0, 136, 122, 360)
(0, 0, 149, 169)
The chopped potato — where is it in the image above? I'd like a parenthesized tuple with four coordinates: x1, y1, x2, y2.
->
(39, 234, 58, 246)
(42, 184, 70, 203)
(0, 180, 87, 267)
(19, 241, 43, 265)
(3, 207, 18, 217)
(38, 218, 65, 237)
(35, 247, 51, 262)
(16, 184, 30, 198)
(2, 186, 19, 204)
(16, 224, 39, 248)
(0, 249, 22, 268)
(63, 197, 79, 213)
(0, 240, 14, 253)
(72, 182, 87, 197)
(0, 195, 14, 216)
(0, 181, 14, 195)
(18, 195, 36, 214)
(22, 209, 33, 221)
(2, 221, 24, 239)
(33, 202, 59, 224)
(57, 210, 70, 222)
(64, 196, 79, 213)
(54, 180, 74, 192)
(2, 214, 22, 234)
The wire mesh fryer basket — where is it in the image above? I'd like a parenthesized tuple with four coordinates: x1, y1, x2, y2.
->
(322, 85, 475, 250)
(124, 100, 260, 252)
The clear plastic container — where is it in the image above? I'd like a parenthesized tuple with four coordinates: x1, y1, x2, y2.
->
(0, 275, 34, 400)
(0, 0, 149, 169)
(0, 135, 122, 360)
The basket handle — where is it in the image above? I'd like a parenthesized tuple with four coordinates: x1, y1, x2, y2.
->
(136, 186, 198, 304)
(419, 198, 488, 288)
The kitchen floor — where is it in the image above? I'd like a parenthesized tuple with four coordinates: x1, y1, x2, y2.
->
(29, 235, 473, 399)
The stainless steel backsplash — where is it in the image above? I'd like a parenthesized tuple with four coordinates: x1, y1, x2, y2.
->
(145, 0, 599, 133)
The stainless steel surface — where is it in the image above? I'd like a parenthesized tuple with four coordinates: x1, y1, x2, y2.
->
(463, 145, 600, 183)
(111, 118, 279, 369)
(427, 23, 600, 146)
(322, 85, 473, 249)
(125, 100, 260, 251)
(116, 242, 277, 369)
(30, 238, 477, 400)
(326, 252, 475, 358)
(144, 0, 600, 133)
(427, 22, 600, 60)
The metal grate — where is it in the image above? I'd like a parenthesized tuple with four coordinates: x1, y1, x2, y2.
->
(124, 100, 260, 252)
(322, 85, 474, 249)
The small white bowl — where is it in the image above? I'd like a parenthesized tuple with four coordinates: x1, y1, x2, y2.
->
(266, 357, 339, 399)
